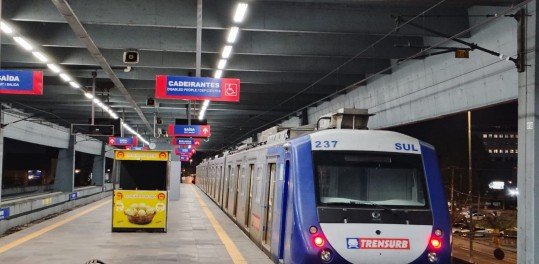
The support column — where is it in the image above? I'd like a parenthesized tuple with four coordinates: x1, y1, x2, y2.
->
(517, 2, 539, 263)
(53, 135, 75, 193)
(91, 143, 105, 187)
(169, 161, 181, 201)
(0, 107, 4, 204)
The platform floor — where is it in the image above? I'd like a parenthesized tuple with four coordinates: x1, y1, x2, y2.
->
(0, 184, 273, 264)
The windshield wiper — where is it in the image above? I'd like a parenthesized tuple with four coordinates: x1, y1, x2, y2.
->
(350, 201, 410, 224)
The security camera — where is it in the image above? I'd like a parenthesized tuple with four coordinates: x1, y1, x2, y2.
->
(124, 66, 132, 72)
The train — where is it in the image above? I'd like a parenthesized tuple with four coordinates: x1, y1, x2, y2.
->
(196, 109, 451, 264)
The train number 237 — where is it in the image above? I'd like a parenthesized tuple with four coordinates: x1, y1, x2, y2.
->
(314, 140, 338, 148)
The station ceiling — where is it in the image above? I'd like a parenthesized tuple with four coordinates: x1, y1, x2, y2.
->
(0, 0, 523, 152)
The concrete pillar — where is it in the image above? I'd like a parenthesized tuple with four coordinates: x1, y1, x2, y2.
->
(0, 107, 4, 204)
(91, 143, 105, 187)
(517, 2, 539, 263)
(53, 135, 75, 193)
(169, 161, 181, 201)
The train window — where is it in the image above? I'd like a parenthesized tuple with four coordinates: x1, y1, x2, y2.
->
(263, 163, 277, 245)
(233, 165, 241, 217)
(314, 151, 428, 208)
(255, 167, 263, 202)
(246, 164, 255, 227)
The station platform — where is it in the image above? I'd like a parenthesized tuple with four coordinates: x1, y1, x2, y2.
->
(0, 184, 273, 264)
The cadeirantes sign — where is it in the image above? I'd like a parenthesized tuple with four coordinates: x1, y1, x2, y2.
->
(168, 124, 211, 138)
(0, 70, 43, 95)
(155, 75, 240, 102)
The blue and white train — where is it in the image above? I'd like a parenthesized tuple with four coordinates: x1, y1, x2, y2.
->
(196, 110, 451, 264)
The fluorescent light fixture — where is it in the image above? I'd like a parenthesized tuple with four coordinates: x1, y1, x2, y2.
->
(13, 36, 33, 51)
(217, 59, 227, 70)
(84, 92, 94, 99)
(32, 51, 48, 62)
(47, 64, 61, 73)
(233, 3, 249, 23)
(93, 98, 101, 104)
(97, 101, 104, 107)
(59, 73, 71, 82)
(227, 26, 239, 43)
(214, 70, 223, 79)
(69, 81, 81, 89)
(0, 22, 14, 34)
(203, 100, 210, 107)
(222, 45, 232, 59)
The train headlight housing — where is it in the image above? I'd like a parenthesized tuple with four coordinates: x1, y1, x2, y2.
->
(320, 249, 333, 263)
(427, 252, 438, 263)
(309, 226, 318, 234)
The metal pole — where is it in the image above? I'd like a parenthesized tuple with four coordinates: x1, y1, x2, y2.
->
(153, 112, 156, 138)
(467, 110, 474, 263)
(450, 167, 455, 220)
(91, 71, 96, 125)
(190, 0, 203, 126)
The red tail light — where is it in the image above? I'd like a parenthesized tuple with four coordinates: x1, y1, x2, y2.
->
(430, 237, 442, 249)
(314, 236, 325, 247)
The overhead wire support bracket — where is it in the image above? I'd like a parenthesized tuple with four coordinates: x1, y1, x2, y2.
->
(393, 15, 523, 71)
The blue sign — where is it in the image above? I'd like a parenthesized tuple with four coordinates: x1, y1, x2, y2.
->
(108, 136, 137, 146)
(69, 192, 78, 201)
(0, 70, 43, 95)
(156, 75, 240, 102)
(0, 207, 10, 220)
(168, 125, 211, 138)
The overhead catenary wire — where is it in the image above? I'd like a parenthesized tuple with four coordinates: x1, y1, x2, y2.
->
(219, 0, 531, 152)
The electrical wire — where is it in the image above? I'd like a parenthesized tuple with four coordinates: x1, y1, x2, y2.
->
(220, 0, 532, 152)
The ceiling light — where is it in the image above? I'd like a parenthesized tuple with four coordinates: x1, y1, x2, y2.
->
(47, 64, 61, 73)
(84, 92, 94, 99)
(203, 100, 210, 107)
(214, 70, 223, 79)
(222, 45, 232, 59)
(13, 36, 33, 51)
(0, 21, 14, 34)
(227, 26, 239, 43)
(217, 59, 227, 70)
(69, 81, 81, 89)
(233, 3, 249, 23)
(93, 98, 101, 104)
(32, 51, 48, 62)
(59, 73, 71, 82)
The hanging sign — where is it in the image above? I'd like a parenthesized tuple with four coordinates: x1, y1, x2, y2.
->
(171, 138, 201, 146)
(174, 147, 191, 155)
(108, 136, 137, 147)
(155, 75, 240, 102)
(0, 70, 43, 95)
(180, 156, 190, 162)
(168, 124, 211, 138)
(114, 150, 169, 161)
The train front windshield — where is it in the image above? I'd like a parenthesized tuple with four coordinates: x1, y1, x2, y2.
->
(314, 152, 428, 208)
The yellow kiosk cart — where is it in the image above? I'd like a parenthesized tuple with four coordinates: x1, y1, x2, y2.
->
(112, 150, 170, 232)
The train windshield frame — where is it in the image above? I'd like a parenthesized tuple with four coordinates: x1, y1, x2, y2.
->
(313, 151, 430, 209)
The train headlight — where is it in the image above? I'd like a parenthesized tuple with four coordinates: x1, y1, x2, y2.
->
(314, 236, 325, 247)
(309, 226, 318, 234)
(320, 249, 333, 263)
(434, 229, 443, 237)
(427, 252, 438, 263)
(430, 238, 442, 249)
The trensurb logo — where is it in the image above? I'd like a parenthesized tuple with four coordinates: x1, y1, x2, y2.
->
(0, 75, 20, 82)
(347, 238, 360, 249)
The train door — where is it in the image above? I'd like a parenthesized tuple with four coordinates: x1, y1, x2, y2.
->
(219, 165, 224, 207)
(225, 165, 231, 212)
(245, 164, 255, 227)
(233, 164, 241, 217)
(263, 162, 277, 249)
